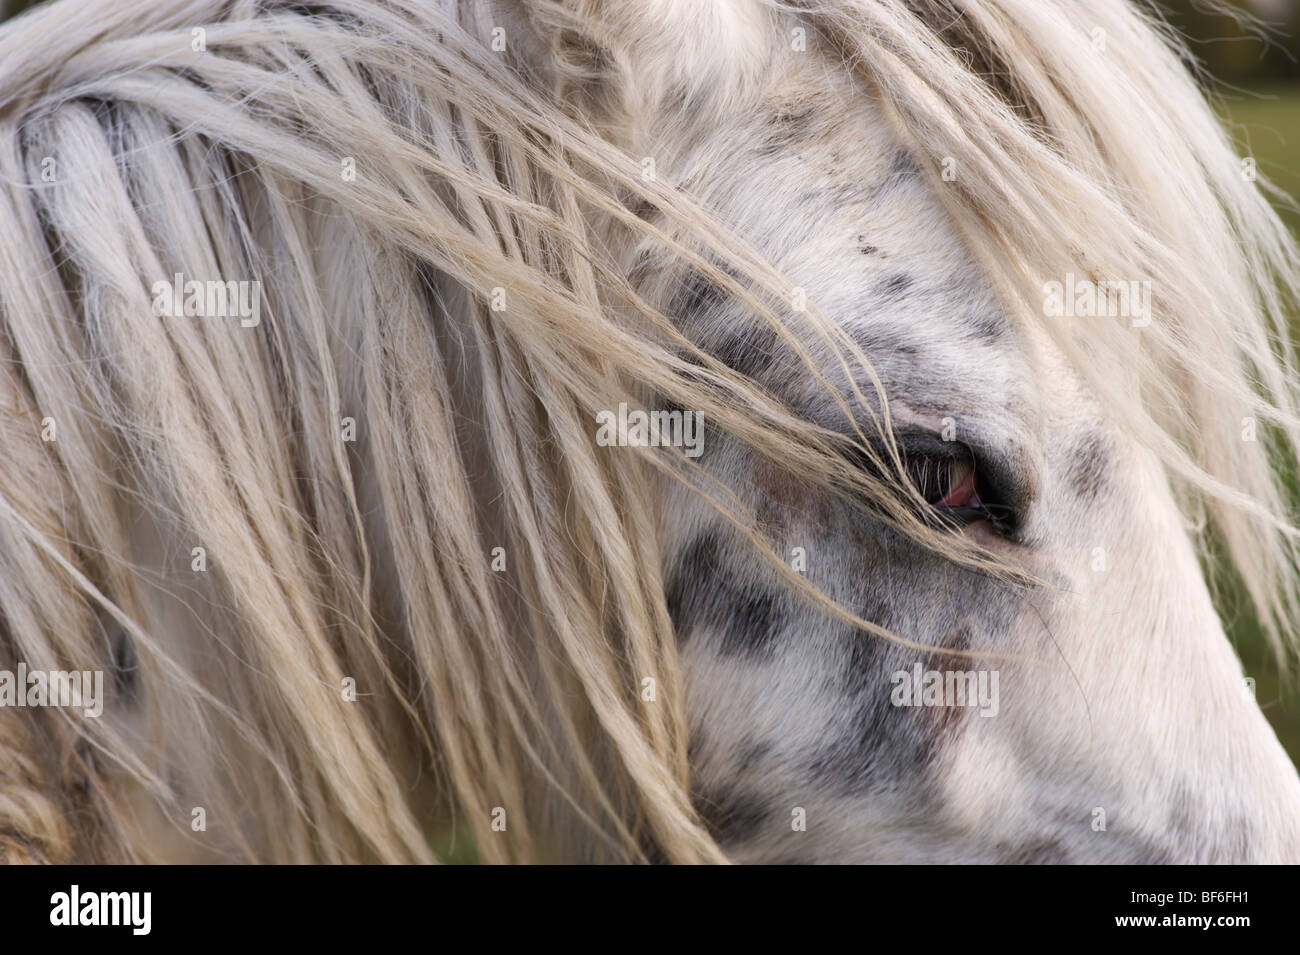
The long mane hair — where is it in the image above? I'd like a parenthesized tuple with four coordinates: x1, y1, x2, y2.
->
(0, 0, 1296, 863)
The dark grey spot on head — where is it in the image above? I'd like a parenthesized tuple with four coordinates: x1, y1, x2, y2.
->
(720, 588, 782, 658)
(962, 309, 1008, 343)
(671, 259, 748, 324)
(665, 532, 721, 648)
(1000, 838, 1072, 864)
(801, 596, 931, 792)
(868, 149, 920, 203)
(665, 530, 786, 660)
(757, 106, 816, 158)
(672, 267, 728, 319)
(692, 785, 771, 846)
(709, 323, 783, 381)
(877, 272, 914, 299)
(855, 234, 880, 256)
(801, 554, 1023, 796)
(850, 324, 924, 367)
(1064, 430, 1112, 502)
(736, 739, 775, 774)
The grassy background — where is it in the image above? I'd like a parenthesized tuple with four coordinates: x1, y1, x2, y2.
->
(1216, 85, 1300, 767)
(1225, 86, 1300, 234)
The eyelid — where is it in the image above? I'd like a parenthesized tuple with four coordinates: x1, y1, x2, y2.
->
(862, 428, 1026, 537)
(891, 429, 971, 462)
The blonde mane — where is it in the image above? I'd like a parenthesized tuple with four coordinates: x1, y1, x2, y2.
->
(0, 0, 1296, 863)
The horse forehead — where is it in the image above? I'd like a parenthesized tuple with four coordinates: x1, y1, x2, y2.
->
(681, 230, 1037, 441)
(665, 95, 1033, 421)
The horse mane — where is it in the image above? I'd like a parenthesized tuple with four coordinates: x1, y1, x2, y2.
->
(0, 0, 1295, 863)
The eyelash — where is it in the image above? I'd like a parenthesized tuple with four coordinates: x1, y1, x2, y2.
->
(843, 432, 1020, 537)
(901, 452, 981, 510)
(904, 445, 1021, 537)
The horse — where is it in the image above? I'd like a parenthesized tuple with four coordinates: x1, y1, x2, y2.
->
(0, 0, 1298, 864)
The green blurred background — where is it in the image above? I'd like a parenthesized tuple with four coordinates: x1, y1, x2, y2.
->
(1161, 0, 1300, 769)
(1, 0, 1298, 777)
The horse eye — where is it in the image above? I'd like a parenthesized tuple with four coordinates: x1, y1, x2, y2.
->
(838, 431, 1020, 536)
(903, 453, 982, 510)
